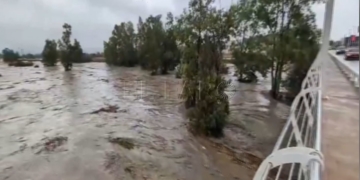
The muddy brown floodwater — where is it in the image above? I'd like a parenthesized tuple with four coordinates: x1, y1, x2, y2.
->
(0, 62, 289, 180)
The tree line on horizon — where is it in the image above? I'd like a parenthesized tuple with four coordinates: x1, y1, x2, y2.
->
(104, 13, 181, 75)
(1, 0, 323, 137)
(42, 23, 89, 70)
(0, 51, 103, 60)
(1, 23, 102, 70)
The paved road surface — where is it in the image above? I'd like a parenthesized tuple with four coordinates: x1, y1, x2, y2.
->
(322, 55, 359, 180)
(329, 51, 359, 75)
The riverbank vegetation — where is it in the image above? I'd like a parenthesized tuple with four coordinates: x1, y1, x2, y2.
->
(41, 23, 89, 69)
(0, 0, 323, 137)
(101, 0, 322, 136)
(42, 40, 58, 66)
(57, 23, 85, 71)
(1, 48, 34, 67)
(229, 0, 321, 99)
(103, 13, 180, 75)
(2, 48, 20, 63)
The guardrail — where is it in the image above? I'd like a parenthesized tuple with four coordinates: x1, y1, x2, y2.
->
(252, 0, 335, 179)
(253, 51, 324, 180)
(328, 51, 359, 88)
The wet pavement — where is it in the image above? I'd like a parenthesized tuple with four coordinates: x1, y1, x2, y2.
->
(329, 50, 359, 75)
(322, 56, 359, 180)
(0, 62, 289, 180)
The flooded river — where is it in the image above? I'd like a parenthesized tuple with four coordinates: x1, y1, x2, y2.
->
(0, 62, 289, 180)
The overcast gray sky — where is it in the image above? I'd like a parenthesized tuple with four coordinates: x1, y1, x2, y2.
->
(0, 0, 358, 54)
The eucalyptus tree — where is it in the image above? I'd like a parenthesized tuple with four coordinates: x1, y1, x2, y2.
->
(229, 0, 271, 82)
(58, 23, 73, 71)
(177, 0, 231, 137)
(163, 12, 181, 72)
(71, 39, 84, 63)
(251, 0, 323, 98)
(103, 27, 119, 65)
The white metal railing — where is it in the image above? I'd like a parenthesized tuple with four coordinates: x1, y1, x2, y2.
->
(328, 51, 359, 88)
(253, 52, 324, 180)
(253, 0, 335, 179)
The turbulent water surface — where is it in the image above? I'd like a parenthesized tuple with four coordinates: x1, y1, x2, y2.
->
(0, 62, 289, 180)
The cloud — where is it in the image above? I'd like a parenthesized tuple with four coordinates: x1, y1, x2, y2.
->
(0, 0, 358, 54)
(0, 0, 184, 54)
(313, 0, 359, 41)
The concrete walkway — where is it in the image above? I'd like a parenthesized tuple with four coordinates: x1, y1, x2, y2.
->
(322, 55, 359, 180)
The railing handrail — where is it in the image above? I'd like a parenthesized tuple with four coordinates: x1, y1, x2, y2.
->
(253, 0, 335, 179)
(253, 51, 324, 180)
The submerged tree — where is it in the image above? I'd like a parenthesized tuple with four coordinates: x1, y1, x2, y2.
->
(104, 23, 138, 67)
(57, 23, 87, 69)
(227, 0, 322, 98)
(139, 15, 164, 73)
(42, 39, 58, 66)
(71, 39, 84, 63)
(163, 12, 181, 72)
(251, 0, 323, 98)
(99, 0, 323, 136)
(58, 23, 73, 71)
(228, 1, 271, 82)
(103, 35, 117, 65)
(2, 48, 20, 62)
(103, 14, 180, 75)
(177, 0, 231, 137)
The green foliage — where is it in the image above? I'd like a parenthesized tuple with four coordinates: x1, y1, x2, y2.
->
(2, 48, 20, 62)
(188, 75, 229, 137)
(71, 39, 85, 63)
(232, 49, 270, 82)
(104, 37, 117, 65)
(58, 23, 87, 70)
(257, 0, 322, 98)
(0, 0, 322, 139)
(58, 23, 73, 71)
(42, 39, 58, 66)
(139, 15, 165, 73)
(284, 18, 321, 97)
(228, 0, 323, 98)
(104, 22, 139, 67)
(176, 0, 230, 137)
(103, 14, 180, 75)
(172, 0, 322, 137)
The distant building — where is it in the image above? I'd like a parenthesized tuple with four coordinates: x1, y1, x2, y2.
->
(343, 35, 359, 47)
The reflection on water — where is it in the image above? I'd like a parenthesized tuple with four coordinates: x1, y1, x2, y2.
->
(0, 62, 288, 180)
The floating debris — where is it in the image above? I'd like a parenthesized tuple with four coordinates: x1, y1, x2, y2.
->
(34, 136, 68, 154)
(90, 105, 119, 114)
(44, 136, 68, 151)
(8, 61, 34, 67)
(108, 137, 135, 150)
